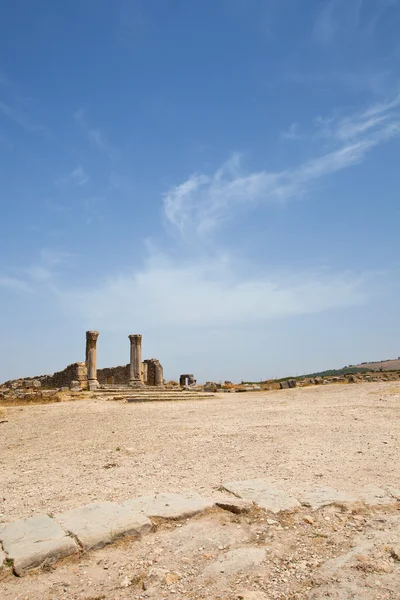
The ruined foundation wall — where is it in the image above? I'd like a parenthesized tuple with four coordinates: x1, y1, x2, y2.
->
(97, 365, 130, 385)
(144, 359, 163, 386)
(3, 362, 88, 389)
(41, 362, 88, 389)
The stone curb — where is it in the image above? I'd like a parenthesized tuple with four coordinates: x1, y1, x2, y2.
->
(0, 482, 398, 577)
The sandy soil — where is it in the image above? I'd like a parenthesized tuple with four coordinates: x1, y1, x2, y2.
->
(1, 382, 399, 522)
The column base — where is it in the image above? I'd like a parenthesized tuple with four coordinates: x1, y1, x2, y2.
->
(129, 380, 145, 388)
(88, 380, 100, 391)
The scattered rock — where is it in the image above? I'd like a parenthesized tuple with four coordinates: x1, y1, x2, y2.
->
(55, 501, 151, 550)
(202, 547, 266, 577)
(222, 479, 300, 513)
(0, 514, 78, 576)
(165, 571, 182, 585)
(238, 593, 269, 600)
(390, 546, 400, 561)
(120, 575, 132, 588)
(304, 515, 315, 525)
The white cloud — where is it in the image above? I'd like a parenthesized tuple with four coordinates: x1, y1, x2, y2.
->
(74, 108, 117, 159)
(0, 276, 33, 293)
(164, 94, 400, 236)
(313, 0, 363, 46)
(61, 252, 367, 331)
(55, 166, 89, 187)
(280, 122, 302, 140)
(0, 99, 41, 133)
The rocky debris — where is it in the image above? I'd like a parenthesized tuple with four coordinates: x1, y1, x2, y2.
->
(22, 379, 41, 389)
(222, 479, 301, 513)
(296, 485, 358, 510)
(310, 514, 400, 599)
(203, 381, 218, 392)
(280, 379, 297, 389)
(123, 492, 214, 520)
(201, 547, 266, 577)
(55, 501, 151, 551)
(0, 514, 78, 576)
(216, 499, 254, 514)
(238, 593, 269, 600)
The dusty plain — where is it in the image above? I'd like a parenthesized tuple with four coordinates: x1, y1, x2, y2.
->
(1, 381, 399, 599)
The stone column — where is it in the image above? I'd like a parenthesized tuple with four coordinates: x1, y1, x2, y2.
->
(86, 331, 99, 390)
(142, 361, 148, 386)
(129, 334, 144, 386)
(154, 362, 164, 387)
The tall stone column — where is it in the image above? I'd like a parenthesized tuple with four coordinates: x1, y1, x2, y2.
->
(86, 331, 99, 390)
(129, 334, 144, 386)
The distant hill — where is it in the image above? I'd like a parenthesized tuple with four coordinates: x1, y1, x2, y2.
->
(353, 358, 400, 371)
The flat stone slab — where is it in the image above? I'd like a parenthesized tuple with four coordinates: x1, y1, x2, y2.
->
(0, 514, 78, 576)
(202, 547, 266, 577)
(55, 501, 151, 550)
(216, 498, 254, 514)
(386, 486, 400, 501)
(222, 479, 300, 514)
(360, 485, 397, 506)
(123, 492, 214, 520)
(0, 547, 6, 569)
(297, 486, 358, 510)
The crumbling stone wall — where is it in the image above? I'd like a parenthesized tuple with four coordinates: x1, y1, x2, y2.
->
(3, 363, 88, 390)
(143, 359, 163, 386)
(41, 363, 88, 389)
(97, 365, 130, 385)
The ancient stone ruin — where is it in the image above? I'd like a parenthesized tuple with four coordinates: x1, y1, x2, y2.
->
(179, 373, 196, 387)
(86, 331, 164, 390)
(3, 332, 166, 391)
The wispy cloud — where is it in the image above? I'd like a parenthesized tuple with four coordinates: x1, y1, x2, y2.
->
(280, 122, 302, 140)
(25, 248, 71, 283)
(0, 73, 42, 133)
(74, 108, 117, 159)
(0, 276, 33, 293)
(313, 0, 363, 46)
(0, 99, 41, 133)
(63, 252, 367, 330)
(164, 94, 400, 236)
(55, 166, 89, 187)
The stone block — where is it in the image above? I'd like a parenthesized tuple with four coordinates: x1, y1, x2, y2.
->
(0, 514, 78, 576)
(0, 547, 6, 569)
(222, 479, 300, 513)
(296, 486, 358, 510)
(360, 485, 397, 506)
(123, 492, 214, 520)
(55, 501, 151, 550)
(215, 499, 254, 514)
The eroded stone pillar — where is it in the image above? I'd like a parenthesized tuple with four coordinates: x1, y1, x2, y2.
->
(154, 362, 164, 387)
(129, 334, 144, 386)
(86, 331, 99, 390)
(142, 361, 148, 385)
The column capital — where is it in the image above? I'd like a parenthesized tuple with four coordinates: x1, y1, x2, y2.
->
(129, 333, 142, 343)
(86, 330, 99, 341)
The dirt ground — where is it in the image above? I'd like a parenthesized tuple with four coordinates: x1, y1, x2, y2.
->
(1, 382, 400, 599)
(1, 382, 399, 521)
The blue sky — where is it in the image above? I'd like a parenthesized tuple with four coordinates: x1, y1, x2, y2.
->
(1, 0, 400, 383)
